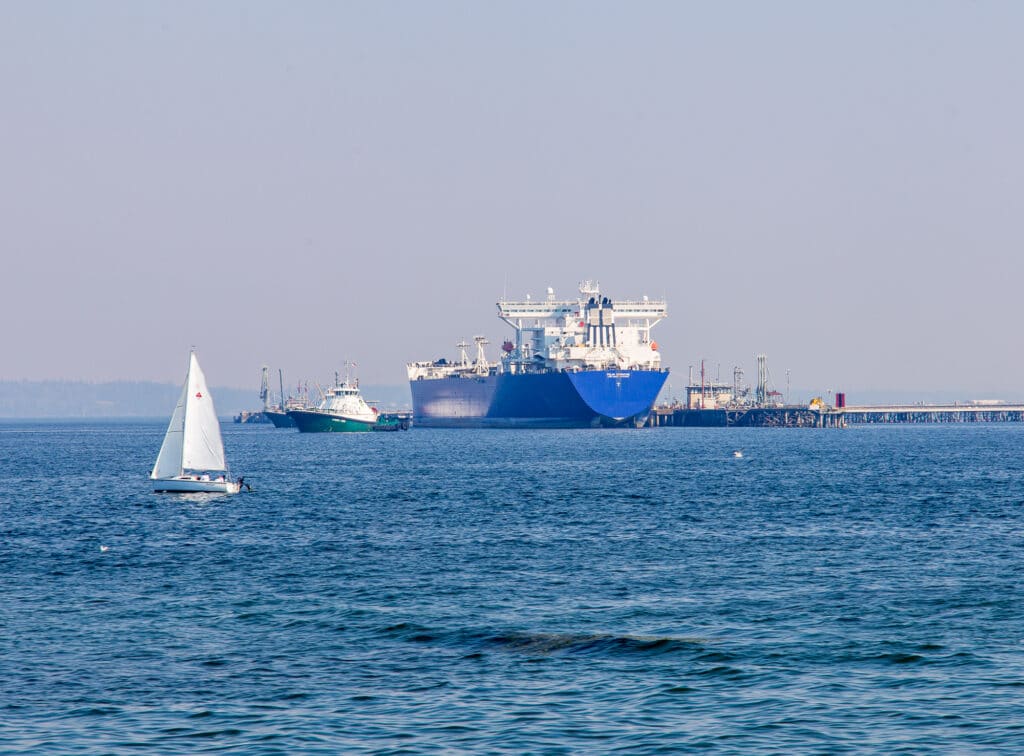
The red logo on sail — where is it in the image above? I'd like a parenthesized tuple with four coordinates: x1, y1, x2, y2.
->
(195, 392, 203, 398)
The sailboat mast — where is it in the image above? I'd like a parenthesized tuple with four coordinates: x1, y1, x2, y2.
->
(279, 369, 285, 410)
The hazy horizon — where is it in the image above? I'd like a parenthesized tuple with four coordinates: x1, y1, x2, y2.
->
(0, 377, 1018, 420)
(4, 3, 1023, 398)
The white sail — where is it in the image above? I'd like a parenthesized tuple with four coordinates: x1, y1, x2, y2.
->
(151, 378, 188, 479)
(181, 352, 228, 472)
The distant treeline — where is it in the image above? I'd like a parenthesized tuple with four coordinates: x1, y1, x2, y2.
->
(0, 381, 412, 418)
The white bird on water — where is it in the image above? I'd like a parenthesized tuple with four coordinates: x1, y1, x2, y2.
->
(99, 545, 109, 552)
(733, 450, 743, 459)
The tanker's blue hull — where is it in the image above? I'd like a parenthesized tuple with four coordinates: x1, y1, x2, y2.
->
(410, 369, 669, 428)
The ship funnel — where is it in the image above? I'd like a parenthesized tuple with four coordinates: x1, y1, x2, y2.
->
(584, 293, 617, 348)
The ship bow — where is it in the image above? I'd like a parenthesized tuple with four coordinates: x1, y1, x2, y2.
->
(567, 370, 668, 425)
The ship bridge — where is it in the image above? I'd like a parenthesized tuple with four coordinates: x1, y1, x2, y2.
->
(497, 282, 667, 324)
(496, 282, 667, 371)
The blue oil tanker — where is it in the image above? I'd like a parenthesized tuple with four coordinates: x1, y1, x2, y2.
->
(407, 281, 669, 428)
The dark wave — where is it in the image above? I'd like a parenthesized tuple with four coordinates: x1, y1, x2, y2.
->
(380, 621, 708, 658)
(482, 630, 707, 657)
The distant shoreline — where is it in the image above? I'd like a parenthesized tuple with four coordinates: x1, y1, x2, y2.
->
(0, 380, 412, 418)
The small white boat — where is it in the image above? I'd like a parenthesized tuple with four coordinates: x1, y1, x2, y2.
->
(151, 350, 242, 494)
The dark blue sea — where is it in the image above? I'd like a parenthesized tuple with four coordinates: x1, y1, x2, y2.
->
(2, 421, 1024, 753)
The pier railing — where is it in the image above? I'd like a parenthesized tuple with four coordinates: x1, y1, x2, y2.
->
(840, 404, 1024, 424)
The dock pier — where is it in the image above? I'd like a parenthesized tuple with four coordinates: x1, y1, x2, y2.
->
(648, 403, 1024, 428)
(648, 406, 845, 428)
(840, 404, 1024, 424)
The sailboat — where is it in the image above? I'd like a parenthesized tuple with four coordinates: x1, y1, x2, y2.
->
(151, 350, 242, 494)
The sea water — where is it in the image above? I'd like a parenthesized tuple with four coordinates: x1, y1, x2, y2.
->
(2, 421, 1023, 753)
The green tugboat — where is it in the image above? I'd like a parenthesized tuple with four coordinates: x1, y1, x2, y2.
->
(288, 368, 379, 433)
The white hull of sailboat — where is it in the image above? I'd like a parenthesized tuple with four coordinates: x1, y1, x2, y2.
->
(153, 476, 241, 494)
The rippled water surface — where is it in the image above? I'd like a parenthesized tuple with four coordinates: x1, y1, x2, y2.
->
(2, 421, 1024, 753)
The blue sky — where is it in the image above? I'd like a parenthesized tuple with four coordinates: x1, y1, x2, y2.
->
(3, 2, 1023, 399)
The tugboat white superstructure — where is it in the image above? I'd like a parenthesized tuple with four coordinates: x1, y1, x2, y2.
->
(407, 281, 669, 428)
